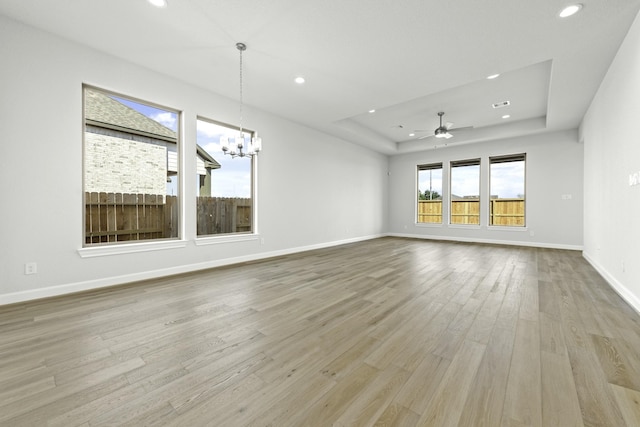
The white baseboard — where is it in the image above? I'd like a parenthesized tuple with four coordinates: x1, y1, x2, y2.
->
(582, 251, 640, 314)
(0, 234, 384, 306)
(385, 232, 583, 251)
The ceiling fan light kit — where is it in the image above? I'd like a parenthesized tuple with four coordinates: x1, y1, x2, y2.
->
(434, 111, 453, 139)
(434, 128, 452, 139)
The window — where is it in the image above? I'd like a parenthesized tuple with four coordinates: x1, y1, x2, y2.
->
(417, 163, 443, 223)
(450, 158, 480, 225)
(196, 118, 254, 236)
(489, 153, 526, 226)
(83, 86, 180, 245)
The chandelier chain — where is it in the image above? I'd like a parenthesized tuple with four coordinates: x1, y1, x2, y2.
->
(239, 44, 243, 134)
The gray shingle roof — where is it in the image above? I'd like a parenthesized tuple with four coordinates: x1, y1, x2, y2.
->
(84, 88, 176, 141)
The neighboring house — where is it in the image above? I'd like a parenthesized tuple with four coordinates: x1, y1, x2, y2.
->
(84, 88, 220, 197)
(450, 194, 480, 201)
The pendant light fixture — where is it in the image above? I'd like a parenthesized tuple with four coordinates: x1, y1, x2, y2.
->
(221, 42, 262, 158)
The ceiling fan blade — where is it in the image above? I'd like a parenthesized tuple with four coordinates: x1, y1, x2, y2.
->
(418, 134, 433, 140)
(445, 122, 454, 130)
(449, 125, 473, 132)
(443, 133, 453, 139)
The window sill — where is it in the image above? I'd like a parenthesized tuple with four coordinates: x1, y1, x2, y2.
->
(488, 226, 528, 232)
(78, 239, 188, 258)
(447, 224, 482, 230)
(415, 223, 444, 228)
(195, 233, 260, 246)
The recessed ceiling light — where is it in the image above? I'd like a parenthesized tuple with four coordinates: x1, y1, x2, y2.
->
(148, 0, 168, 8)
(502, 114, 511, 119)
(294, 76, 305, 84)
(409, 133, 415, 137)
(487, 74, 500, 80)
(559, 4, 582, 18)
(369, 109, 376, 114)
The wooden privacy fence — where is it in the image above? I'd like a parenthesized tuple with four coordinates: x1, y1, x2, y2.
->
(451, 199, 480, 225)
(197, 197, 252, 235)
(490, 198, 525, 226)
(85, 193, 252, 244)
(418, 198, 524, 226)
(85, 192, 178, 244)
(417, 200, 443, 223)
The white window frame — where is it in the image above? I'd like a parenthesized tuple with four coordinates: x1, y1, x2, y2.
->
(449, 158, 481, 226)
(81, 85, 183, 248)
(417, 163, 444, 225)
(194, 116, 258, 242)
(488, 153, 526, 228)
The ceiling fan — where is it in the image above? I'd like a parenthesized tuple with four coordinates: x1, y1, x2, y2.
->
(416, 112, 471, 140)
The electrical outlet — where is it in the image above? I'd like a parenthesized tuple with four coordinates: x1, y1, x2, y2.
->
(260, 238, 265, 245)
(529, 230, 535, 237)
(25, 262, 37, 275)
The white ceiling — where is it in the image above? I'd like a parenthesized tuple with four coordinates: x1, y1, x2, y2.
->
(2, 0, 639, 154)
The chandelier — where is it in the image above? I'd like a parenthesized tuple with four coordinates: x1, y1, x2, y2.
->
(221, 42, 262, 158)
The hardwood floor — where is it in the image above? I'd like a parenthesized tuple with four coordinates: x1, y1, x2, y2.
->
(2, 237, 640, 426)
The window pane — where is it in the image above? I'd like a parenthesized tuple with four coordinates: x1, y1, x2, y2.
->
(417, 163, 443, 223)
(83, 86, 180, 245)
(196, 118, 253, 236)
(450, 159, 480, 225)
(490, 154, 525, 226)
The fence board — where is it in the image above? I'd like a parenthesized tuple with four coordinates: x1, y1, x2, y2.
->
(122, 193, 137, 241)
(165, 196, 178, 238)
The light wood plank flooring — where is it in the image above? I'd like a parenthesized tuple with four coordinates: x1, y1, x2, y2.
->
(2, 237, 640, 426)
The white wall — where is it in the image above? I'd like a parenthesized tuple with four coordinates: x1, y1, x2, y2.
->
(388, 130, 584, 249)
(0, 16, 388, 304)
(581, 11, 640, 312)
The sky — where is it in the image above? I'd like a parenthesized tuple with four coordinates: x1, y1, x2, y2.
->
(113, 96, 178, 132)
(490, 161, 525, 198)
(418, 168, 443, 198)
(418, 161, 525, 199)
(196, 119, 252, 198)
